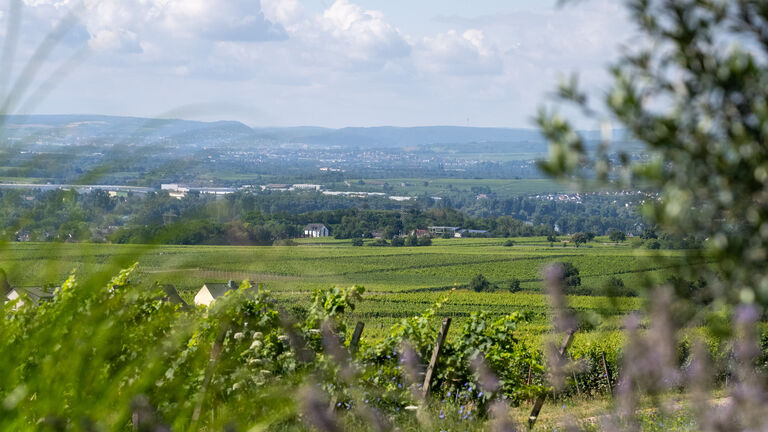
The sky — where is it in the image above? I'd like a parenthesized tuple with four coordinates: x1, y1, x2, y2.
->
(1, 0, 635, 128)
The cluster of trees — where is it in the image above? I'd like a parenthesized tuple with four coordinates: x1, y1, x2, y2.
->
(1, 187, 667, 247)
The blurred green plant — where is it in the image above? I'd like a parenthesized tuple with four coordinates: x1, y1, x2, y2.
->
(538, 0, 768, 429)
(539, 0, 768, 310)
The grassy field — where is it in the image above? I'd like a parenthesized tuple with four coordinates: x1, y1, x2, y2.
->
(0, 237, 681, 339)
(324, 178, 573, 197)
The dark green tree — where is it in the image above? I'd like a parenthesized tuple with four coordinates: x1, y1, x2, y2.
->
(470, 274, 491, 292)
(507, 278, 521, 293)
(608, 229, 626, 242)
(555, 262, 581, 288)
(570, 232, 587, 247)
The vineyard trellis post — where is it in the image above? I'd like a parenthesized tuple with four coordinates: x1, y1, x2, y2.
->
(570, 355, 581, 397)
(421, 317, 451, 399)
(528, 329, 576, 430)
(601, 351, 613, 395)
(349, 321, 364, 353)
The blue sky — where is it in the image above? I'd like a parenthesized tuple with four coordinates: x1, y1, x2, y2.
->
(2, 0, 633, 128)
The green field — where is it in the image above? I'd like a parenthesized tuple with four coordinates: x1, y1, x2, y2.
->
(0, 238, 682, 339)
(325, 178, 573, 197)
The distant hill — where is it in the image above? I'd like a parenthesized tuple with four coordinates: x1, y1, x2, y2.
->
(1, 114, 257, 145)
(253, 126, 546, 148)
(1, 115, 635, 151)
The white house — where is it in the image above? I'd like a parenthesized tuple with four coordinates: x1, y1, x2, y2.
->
(304, 224, 329, 237)
(194, 280, 238, 306)
(5, 287, 55, 309)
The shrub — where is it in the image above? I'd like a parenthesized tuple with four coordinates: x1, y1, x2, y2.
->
(507, 278, 521, 293)
(553, 262, 581, 288)
(570, 232, 587, 247)
(351, 238, 364, 246)
(470, 274, 491, 292)
(417, 236, 432, 246)
(503, 239, 515, 247)
(608, 229, 626, 242)
(390, 237, 404, 247)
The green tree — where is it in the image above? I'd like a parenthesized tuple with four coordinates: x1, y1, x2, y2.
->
(555, 262, 581, 288)
(608, 229, 626, 242)
(507, 278, 521, 293)
(470, 274, 491, 292)
(570, 232, 587, 247)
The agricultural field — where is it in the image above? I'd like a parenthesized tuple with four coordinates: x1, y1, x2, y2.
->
(0, 237, 682, 339)
(326, 178, 573, 197)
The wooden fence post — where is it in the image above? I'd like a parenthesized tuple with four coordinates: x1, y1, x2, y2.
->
(528, 330, 576, 430)
(349, 321, 365, 353)
(421, 317, 451, 399)
(601, 351, 613, 395)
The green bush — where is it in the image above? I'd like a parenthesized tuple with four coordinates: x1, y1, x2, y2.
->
(470, 274, 491, 292)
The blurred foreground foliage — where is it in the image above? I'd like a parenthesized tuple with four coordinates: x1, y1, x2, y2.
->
(0, 269, 545, 430)
(538, 0, 768, 429)
(540, 0, 768, 311)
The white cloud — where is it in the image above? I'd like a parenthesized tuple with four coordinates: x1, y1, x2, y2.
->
(312, 0, 410, 63)
(417, 29, 502, 75)
(21, 0, 287, 56)
(10, 0, 635, 127)
(261, 0, 303, 27)
(153, 0, 287, 42)
(88, 28, 142, 53)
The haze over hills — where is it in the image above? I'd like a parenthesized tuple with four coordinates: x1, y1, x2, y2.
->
(1, 114, 634, 152)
